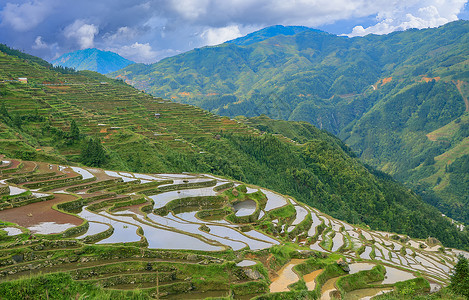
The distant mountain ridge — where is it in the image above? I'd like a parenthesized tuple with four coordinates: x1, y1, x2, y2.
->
(52, 48, 134, 74)
(109, 20, 469, 225)
(226, 25, 318, 45)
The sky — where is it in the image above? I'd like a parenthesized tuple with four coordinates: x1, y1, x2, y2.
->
(0, 0, 468, 64)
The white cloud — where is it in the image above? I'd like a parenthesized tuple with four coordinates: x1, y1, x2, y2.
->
(201, 25, 243, 46)
(112, 42, 159, 63)
(64, 20, 99, 49)
(32, 36, 48, 49)
(348, 0, 467, 36)
(0, 0, 51, 31)
(104, 26, 138, 42)
(170, 0, 210, 20)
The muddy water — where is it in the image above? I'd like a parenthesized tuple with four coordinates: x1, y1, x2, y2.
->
(320, 277, 339, 300)
(304, 269, 323, 290)
(269, 259, 304, 293)
(344, 288, 393, 300)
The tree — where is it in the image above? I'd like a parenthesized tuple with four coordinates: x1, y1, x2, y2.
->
(80, 137, 106, 167)
(70, 120, 80, 141)
(450, 254, 469, 299)
(0, 102, 10, 121)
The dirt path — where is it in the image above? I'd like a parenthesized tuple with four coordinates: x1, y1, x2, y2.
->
(456, 80, 469, 112)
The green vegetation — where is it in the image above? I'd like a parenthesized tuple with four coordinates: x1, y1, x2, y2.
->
(111, 20, 469, 227)
(450, 255, 469, 299)
(1, 45, 468, 251)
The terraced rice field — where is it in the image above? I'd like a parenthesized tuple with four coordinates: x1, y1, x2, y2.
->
(0, 155, 467, 298)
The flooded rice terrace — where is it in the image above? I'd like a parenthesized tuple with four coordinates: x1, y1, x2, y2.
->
(0, 160, 467, 298)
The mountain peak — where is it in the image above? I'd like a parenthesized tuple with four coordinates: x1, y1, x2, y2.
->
(226, 24, 321, 46)
(51, 48, 134, 74)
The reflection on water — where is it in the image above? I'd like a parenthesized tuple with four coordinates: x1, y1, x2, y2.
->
(150, 187, 219, 209)
(236, 260, 257, 267)
(28, 222, 75, 234)
(234, 200, 256, 216)
(348, 263, 375, 274)
(1, 227, 22, 236)
(381, 266, 416, 284)
(103, 212, 221, 251)
(292, 205, 308, 225)
(262, 189, 288, 211)
(75, 222, 110, 239)
(331, 233, 344, 252)
(360, 246, 373, 259)
(70, 167, 94, 179)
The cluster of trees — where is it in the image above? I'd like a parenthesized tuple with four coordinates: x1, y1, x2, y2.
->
(450, 255, 469, 299)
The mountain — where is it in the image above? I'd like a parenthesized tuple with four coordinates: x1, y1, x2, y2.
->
(226, 25, 317, 45)
(110, 20, 469, 225)
(1, 45, 468, 250)
(52, 48, 134, 74)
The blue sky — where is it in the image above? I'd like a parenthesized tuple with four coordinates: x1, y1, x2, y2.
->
(1, 0, 468, 63)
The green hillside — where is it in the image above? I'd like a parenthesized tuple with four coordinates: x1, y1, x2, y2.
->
(1, 46, 468, 250)
(52, 48, 135, 74)
(110, 20, 469, 225)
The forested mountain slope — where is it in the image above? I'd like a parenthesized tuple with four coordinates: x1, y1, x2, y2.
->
(110, 20, 469, 225)
(1, 46, 468, 249)
(52, 48, 135, 74)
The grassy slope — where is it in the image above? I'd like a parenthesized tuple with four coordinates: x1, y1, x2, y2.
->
(1, 48, 468, 249)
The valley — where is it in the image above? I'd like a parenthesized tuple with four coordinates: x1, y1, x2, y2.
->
(110, 20, 469, 229)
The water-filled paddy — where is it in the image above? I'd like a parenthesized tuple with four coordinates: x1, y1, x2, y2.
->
(236, 260, 257, 267)
(381, 266, 416, 284)
(75, 222, 110, 239)
(360, 246, 373, 259)
(70, 167, 94, 180)
(104, 212, 222, 251)
(150, 187, 219, 209)
(262, 189, 288, 211)
(348, 263, 375, 274)
(1, 227, 22, 236)
(233, 199, 256, 216)
(292, 205, 308, 225)
(28, 222, 76, 234)
(344, 287, 393, 300)
(269, 259, 304, 293)
(304, 269, 323, 290)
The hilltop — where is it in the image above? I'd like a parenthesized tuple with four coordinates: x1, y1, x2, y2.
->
(0, 45, 468, 251)
(110, 20, 469, 226)
(52, 48, 134, 74)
